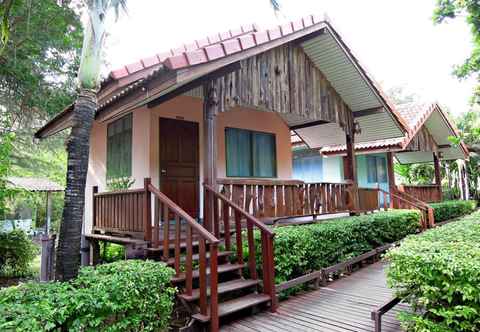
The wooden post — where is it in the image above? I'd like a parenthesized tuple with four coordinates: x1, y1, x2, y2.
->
(386, 152, 396, 208)
(143, 178, 152, 242)
(40, 233, 56, 281)
(345, 128, 359, 213)
(45, 192, 52, 235)
(433, 152, 442, 201)
(203, 81, 219, 232)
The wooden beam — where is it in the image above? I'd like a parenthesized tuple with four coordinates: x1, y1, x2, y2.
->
(433, 152, 442, 201)
(353, 107, 384, 118)
(386, 152, 396, 208)
(289, 120, 330, 131)
(147, 61, 241, 109)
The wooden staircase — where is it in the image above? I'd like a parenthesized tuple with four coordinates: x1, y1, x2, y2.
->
(144, 182, 277, 331)
(91, 179, 277, 331)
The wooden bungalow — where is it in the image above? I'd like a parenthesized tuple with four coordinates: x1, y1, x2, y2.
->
(35, 15, 420, 331)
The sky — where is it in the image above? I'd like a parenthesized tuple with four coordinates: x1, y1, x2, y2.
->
(104, 0, 476, 116)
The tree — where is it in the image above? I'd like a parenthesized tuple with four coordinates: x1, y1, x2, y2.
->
(434, 0, 480, 102)
(0, 0, 82, 132)
(55, 0, 127, 281)
(56, 0, 282, 280)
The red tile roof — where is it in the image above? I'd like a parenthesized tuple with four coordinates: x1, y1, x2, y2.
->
(321, 102, 468, 158)
(106, 24, 260, 83)
(321, 137, 404, 154)
(103, 15, 323, 85)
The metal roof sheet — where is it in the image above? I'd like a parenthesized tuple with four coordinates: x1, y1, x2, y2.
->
(7, 177, 63, 192)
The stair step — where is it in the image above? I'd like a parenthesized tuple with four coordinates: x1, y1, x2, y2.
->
(146, 240, 200, 252)
(164, 251, 234, 266)
(192, 293, 271, 323)
(171, 263, 244, 283)
(179, 278, 260, 302)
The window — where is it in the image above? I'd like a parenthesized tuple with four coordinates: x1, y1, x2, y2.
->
(225, 128, 276, 177)
(366, 155, 387, 183)
(107, 114, 132, 179)
(292, 149, 323, 182)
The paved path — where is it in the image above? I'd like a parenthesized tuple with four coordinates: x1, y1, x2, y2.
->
(221, 262, 408, 332)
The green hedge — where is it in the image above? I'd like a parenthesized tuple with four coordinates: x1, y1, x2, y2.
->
(386, 210, 480, 332)
(0, 260, 176, 331)
(430, 200, 477, 222)
(0, 229, 38, 277)
(247, 210, 421, 289)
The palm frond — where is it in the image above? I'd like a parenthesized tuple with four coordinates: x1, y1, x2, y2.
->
(270, 0, 281, 12)
(109, 0, 128, 20)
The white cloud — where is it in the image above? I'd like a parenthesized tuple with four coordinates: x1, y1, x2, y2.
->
(105, 0, 476, 115)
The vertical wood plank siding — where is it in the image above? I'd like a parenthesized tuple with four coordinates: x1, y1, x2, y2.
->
(211, 44, 353, 132)
(405, 126, 437, 152)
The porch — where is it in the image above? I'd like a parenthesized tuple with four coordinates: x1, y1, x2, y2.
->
(87, 179, 423, 331)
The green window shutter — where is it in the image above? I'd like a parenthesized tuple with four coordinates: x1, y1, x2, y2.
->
(225, 128, 252, 177)
(367, 156, 378, 183)
(253, 132, 276, 177)
(106, 114, 132, 180)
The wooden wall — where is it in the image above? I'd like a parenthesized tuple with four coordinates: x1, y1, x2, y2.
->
(405, 126, 437, 152)
(211, 44, 354, 132)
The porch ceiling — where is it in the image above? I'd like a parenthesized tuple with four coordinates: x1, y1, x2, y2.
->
(396, 146, 466, 164)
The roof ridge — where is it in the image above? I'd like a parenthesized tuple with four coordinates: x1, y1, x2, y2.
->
(106, 23, 259, 82)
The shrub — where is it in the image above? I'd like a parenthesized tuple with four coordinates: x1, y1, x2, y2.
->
(246, 210, 420, 288)
(386, 210, 480, 332)
(0, 229, 38, 277)
(0, 260, 176, 331)
(100, 242, 125, 263)
(430, 200, 477, 222)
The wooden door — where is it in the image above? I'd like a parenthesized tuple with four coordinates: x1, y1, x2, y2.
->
(159, 118, 199, 218)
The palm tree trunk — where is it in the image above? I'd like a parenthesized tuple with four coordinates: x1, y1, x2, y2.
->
(55, 89, 96, 281)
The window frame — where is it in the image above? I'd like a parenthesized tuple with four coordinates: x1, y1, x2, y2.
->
(106, 114, 133, 180)
(225, 127, 277, 178)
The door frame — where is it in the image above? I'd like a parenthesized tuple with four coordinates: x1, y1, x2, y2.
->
(159, 117, 200, 218)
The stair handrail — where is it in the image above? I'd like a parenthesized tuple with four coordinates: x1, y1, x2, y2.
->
(148, 184, 219, 244)
(204, 183, 277, 314)
(147, 180, 219, 331)
(394, 189, 431, 209)
(377, 187, 432, 229)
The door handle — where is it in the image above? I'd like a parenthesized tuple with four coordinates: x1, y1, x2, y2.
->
(161, 169, 167, 175)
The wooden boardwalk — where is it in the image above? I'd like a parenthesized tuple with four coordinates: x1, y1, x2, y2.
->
(221, 262, 408, 332)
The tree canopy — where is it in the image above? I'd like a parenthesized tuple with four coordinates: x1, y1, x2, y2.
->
(0, 0, 82, 130)
(434, 0, 480, 102)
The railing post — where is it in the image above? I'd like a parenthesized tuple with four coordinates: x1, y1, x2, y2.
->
(428, 207, 435, 228)
(143, 178, 152, 242)
(92, 186, 98, 228)
(268, 235, 277, 312)
(209, 242, 219, 332)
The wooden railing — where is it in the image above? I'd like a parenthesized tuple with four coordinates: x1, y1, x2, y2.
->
(204, 183, 277, 312)
(358, 188, 380, 212)
(217, 179, 354, 223)
(92, 186, 146, 239)
(397, 184, 442, 203)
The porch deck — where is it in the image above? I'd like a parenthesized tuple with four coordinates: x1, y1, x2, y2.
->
(221, 262, 409, 332)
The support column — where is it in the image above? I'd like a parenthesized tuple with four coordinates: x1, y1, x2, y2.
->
(386, 152, 396, 208)
(203, 80, 219, 232)
(433, 152, 442, 201)
(345, 127, 359, 213)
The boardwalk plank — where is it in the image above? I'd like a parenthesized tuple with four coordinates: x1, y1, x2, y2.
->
(221, 262, 407, 332)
